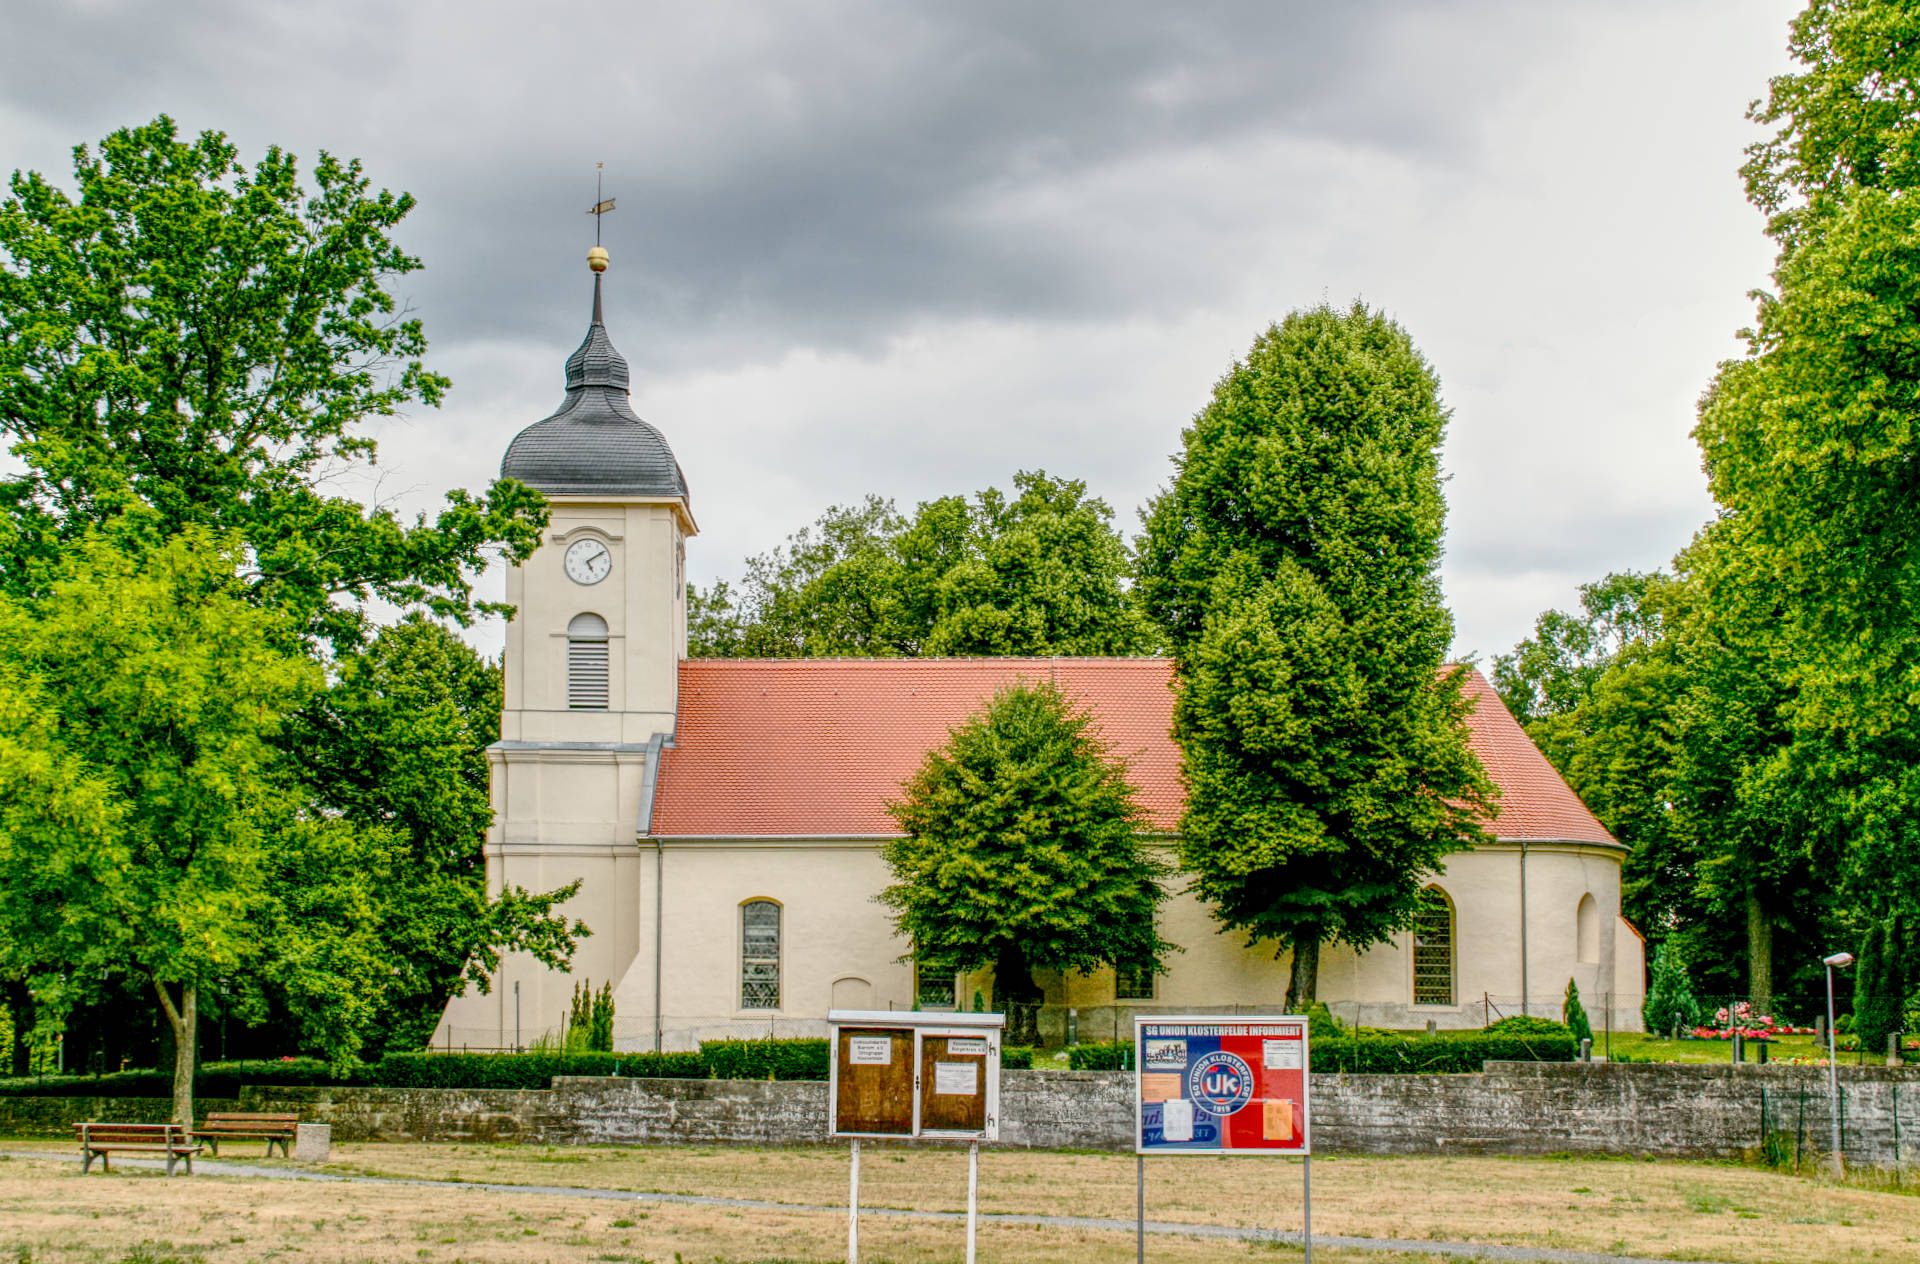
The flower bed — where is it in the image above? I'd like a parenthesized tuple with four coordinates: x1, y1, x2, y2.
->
(1689, 1002, 1814, 1041)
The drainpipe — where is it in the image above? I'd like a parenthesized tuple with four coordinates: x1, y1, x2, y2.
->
(1519, 840, 1530, 1017)
(654, 838, 664, 1052)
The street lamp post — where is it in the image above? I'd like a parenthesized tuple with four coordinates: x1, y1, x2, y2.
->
(1823, 951, 1855, 1175)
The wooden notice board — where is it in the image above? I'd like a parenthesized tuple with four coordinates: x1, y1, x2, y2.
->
(918, 1033, 990, 1135)
(834, 1027, 914, 1136)
(827, 1010, 1004, 1141)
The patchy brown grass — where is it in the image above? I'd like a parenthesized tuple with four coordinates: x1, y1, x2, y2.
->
(8, 1141, 1920, 1263)
(0, 1149, 1415, 1264)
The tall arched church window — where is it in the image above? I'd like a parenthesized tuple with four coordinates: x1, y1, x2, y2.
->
(741, 900, 781, 1010)
(567, 613, 609, 709)
(1413, 886, 1455, 1006)
(1576, 893, 1600, 964)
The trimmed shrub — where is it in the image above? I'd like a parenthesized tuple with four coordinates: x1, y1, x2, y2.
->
(699, 1038, 830, 1081)
(1316, 1030, 1577, 1072)
(1002, 1046, 1035, 1070)
(1067, 1040, 1133, 1070)
(370, 1051, 704, 1089)
(1563, 980, 1593, 1045)
(1485, 1015, 1571, 1037)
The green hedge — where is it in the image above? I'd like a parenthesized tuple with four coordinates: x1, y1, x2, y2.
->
(697, 1039, 830, 1080)
(1002, 1046, 1035, 1070)
(1063, 1027, 1578, 1075)
(370, 1051, 705, 1089)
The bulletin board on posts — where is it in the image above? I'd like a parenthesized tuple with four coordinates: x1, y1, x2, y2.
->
(828, 1009, 1004, 1142)
(1134, 1014, 1309, 1155)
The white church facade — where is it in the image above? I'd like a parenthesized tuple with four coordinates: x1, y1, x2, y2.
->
(434, 258, 1646, 1053)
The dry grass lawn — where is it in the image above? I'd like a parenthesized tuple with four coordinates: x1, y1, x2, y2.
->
(7, 1140, 1920, 1263)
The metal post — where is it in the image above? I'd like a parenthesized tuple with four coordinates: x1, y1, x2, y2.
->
(848, 1139, 861, 1264)
(1604, 992, 1612, 1061)
(1828, 963, 1844, 1175)
(1303, 1153, 1313, 1264)
(1136, 1153, 1144, 1264)
(966, 1142, 978, 1264)
(514, 980, 521, 1053)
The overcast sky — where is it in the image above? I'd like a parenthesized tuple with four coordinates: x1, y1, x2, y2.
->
(1, 0, 1803, 661)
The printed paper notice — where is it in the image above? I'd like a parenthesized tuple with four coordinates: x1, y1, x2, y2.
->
(1263, 1038, 1303, 1070)
(849, 1037, 893, 1066)
(1161, 1097, 1195, 1142)
(1139, 1072, 1182, 1102)
(946, 1038, 989, 1056)
(934, 1061, 978, 1095)
(1263, 1098, 1296, 1140)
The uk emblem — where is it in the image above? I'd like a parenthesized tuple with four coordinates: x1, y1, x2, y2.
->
(1186, 1050, 1254, 1116)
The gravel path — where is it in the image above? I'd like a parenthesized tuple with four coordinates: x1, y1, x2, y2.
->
(6, 1149, 1735, 1264)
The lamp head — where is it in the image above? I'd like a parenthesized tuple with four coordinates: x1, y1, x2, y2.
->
(1823, 952, 1856, 968)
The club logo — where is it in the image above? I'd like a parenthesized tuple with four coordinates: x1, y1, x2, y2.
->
(1187, 1050, 1254, 1116)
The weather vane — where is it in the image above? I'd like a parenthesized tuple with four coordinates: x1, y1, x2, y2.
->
(587, 162, 615, 254)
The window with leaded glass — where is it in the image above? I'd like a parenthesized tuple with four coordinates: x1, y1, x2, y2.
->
(741, 900, 780, 1010)
(914, 963, 955, 1009)
(1412, 886, 1454, 1006)
(1114, 962, 1156, 1000)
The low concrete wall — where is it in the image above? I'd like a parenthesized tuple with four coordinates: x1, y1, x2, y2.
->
(0, 1096, 241, 1138)
(8, 1064, 1918, 1164)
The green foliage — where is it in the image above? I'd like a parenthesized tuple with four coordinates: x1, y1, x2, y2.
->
(1643, 943, 1703, 1033)
(1563, 979, 1593, 1046)
(1136, 303, 1494, 1005)
(0, 528, 321, 1122)
(0, 116, 546, 648)
(564, 980, 615, 1053)
(369, 1051, 701, 1088)
(881, 681, 1172, 1044)
(1485, 1015, 1573, 1037)
(1493, 572, 1664, 726)
(1068, 1041, 1133, 1070)
(1853, 915, 1906, 1053)
(697, 1039, 831, 1081)
(1001, 1046, 1035, 1070)
(688, 470, 1154, 658)
(1316, 1030, 1577, 1073)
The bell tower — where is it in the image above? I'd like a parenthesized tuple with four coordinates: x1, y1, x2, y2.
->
(435, 233, 695, 1051)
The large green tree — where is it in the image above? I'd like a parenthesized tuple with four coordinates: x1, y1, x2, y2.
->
(0, 117, 575, 1066)
(0, 116, 544, 644)
(689, 470, 1155, 658)
(0, 529, 317, 1125)
(1137, 303, 1494, 1008)
(880, 681, 1172, 1046)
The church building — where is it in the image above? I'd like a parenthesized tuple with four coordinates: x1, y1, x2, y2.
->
(433, 254, 1646, 1053)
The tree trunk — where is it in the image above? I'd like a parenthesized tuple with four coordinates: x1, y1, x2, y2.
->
(1285, 937, 1320, 1013)
(994, 948, 1043, 1048)
(2, 979, 33, 1077)
(1747, 884, 1773, 1015)
(153, 979, 197, 1129)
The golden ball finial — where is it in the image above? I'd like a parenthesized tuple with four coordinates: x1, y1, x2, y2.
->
(587, 246, 610, 273)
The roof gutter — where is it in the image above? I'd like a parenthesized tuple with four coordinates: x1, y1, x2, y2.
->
(636, 732, 666, 1053)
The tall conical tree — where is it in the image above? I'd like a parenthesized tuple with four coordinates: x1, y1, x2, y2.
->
(1138, 302, 1494, 1008)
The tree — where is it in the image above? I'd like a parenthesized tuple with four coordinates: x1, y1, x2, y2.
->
(1492, 572, 1663, 727)
(689, 471, 1155, 658)
(1643, 942, 1702, 1035)
(0, 116, 545, 645)
(278, 617, 583, 1055)
(0, 528, 317, 1125)
(880, 680, 1173, 1046)
(1563, 978, 1593, 1047)
(1853, 914, 1905, 1054)
(1137, 303, 1494, 1008)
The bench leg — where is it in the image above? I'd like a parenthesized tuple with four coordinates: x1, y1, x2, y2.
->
(205, 1138, 218, 1157)
(182, 1151, 193, 1176)
(273, 1136, 288, 1158)
(81, 1148, 94, 1175)
(165, 1151, 175, 1177)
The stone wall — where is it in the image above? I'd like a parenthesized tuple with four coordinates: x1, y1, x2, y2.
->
(7, 1064, 1919, 1165)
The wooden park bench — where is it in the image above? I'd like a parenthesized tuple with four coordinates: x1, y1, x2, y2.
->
(194, 1111, 300, 1157)
(73, 1121, 203, 1176)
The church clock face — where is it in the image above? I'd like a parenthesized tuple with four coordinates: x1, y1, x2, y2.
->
(563, 538, 612, 585)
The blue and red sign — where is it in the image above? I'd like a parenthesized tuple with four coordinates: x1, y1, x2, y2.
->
(1135, 1016, 1310, 1155)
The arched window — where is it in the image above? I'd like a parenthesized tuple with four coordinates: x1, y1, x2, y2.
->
(1413, 886, 1455, 1006)
(741, 900, 781, 1010)
(567, 613, 609, 710)
(1576, 893, 1600, 964)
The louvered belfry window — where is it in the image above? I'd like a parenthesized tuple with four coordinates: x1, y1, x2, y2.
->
(567, 613, 610, 709)
(742, 900, 781, 1009)
(1412, 886, 1454, 1006)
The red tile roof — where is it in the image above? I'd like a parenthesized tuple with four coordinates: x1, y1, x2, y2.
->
(650, 658, 1617, 847)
